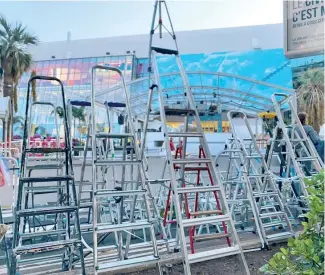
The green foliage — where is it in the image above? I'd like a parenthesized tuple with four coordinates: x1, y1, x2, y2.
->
(260, 170, 324, 275)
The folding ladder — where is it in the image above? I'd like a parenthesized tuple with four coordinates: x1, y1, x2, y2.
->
(215, 139, 265, 249)
(271, 93, 323, 197)
(228, 111, 294, 247)
(90, 65, 161, 274)
(146, 3, 250, 274)
(10, 76, 85, 275)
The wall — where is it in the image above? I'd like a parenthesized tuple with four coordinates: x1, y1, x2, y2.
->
(28, 24, 283, 60)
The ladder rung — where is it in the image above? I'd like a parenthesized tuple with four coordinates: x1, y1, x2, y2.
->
(296, 157, 318, 161)
(260, 211, 285, 218)
(253, 192, 278, 197)
(262, 221, 286, 228)
(20, 176, 73, 183)
(25, 185, 64, 194)
(146, 179, 170, 184)
(95, 160, 141, 166)
(79, 202, 93, 208)
(266, 232, 293, 240)
(95, 189, 146, 197)
(26, 148, 67, 153)
(173, 158, 211, 165)
(26, 164, 63, 170)
(193, 233, 229, 242)
(17, 206, 78, 216)
(13, 239, 80, 255)
(182, 214, 229, 227)
(96, 255, 159, 272)
(246, 155, 262, 159)
(152, 46, 178, 55)
(95, 133, 133, 139)
(20, 229, 66, 239)
(188, 245, 240, 264)
(168, 132, 203, 138)
(177, 186, 220, 194)
(95, 220, 153, 233)
(190, 210, 223, 216)
(163, 108, 196, 116)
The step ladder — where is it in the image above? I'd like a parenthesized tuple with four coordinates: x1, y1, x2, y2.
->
(215, 139, 265, 248)
(146, 2, 250, 274)
(271, 93, 323, 197)
(228, 111, 294, 247)
(90, 65, 162, 274)
(10, 76, 86, 275)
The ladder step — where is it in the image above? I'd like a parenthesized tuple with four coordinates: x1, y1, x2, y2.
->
(190, 210, 223, 216)
(95, 189, 146, 197)
(168, 132, 203, 138)
(183, 214, 229, 227)
(193, 233, 229, 242)
(20, 176, 73, 183)
(95, 133, 133, 139)
(13, 239, 80, 255)
(266, 232, 293, 240)
(152, 46, 178, 55)
(177, 186, 220, 194)
(173, 158, 211, 165)
(95, 220, 153, 233)
(163, 108, 196, 116)
(262, 221, 286, 228)
(17, 206, 78, 216)
(96, 255, 159, 273)
(296, 157, 318, 161)
(146, 179, 170, 184)
(26, 148, 67, 153)
(246, 155, 262, 159)
(95, 160, 141, 166)
(253, 192, 278, 197)
(20, 229, 66, 239)
(260, 211, 285, 218)
(188, 245, 240, 264)
(26, 164, 63, 170)
(25, 186, 64, 192)
(79, 202, 93, 208)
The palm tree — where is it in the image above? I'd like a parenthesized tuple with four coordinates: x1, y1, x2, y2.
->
(296, 68, 324, 133)
(0, 16, 38, 142)
(0, 16, 38, 113)
(13, 115, 24, 135)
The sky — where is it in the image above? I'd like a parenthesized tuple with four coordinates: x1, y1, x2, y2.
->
(0, 0, 283, 42)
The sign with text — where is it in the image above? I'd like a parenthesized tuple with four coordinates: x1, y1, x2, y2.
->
(284, 0, 324, 58)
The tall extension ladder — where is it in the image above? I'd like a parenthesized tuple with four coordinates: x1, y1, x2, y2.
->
(228, 111, 294, 247)
(147, 1, 250, 274)
(90, 66, 162, 274)
(10, 76, 86, 275)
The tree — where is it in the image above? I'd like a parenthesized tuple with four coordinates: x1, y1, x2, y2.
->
(297, 69, 324, 133)
(0, 16, 38, 113)
(13, 115, 24, 135)
(260, 170, 324, 275)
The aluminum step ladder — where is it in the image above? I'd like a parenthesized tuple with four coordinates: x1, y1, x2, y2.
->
(271, 93, 323, 196)
(146, 3, 250, 274)
(90, 65, 161, 274)
(10, 76, 86, 275)
(228, 111, 294, 247)
(215, 140, 265, 248)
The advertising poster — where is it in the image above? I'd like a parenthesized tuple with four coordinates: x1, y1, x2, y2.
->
(284, 0, 324, 58)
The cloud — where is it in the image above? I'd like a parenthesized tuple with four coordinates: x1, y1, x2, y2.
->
(264, 67, 276, 74)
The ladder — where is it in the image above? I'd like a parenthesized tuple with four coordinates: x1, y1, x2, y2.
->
(228, 111, 294, 247)
(215, 139, 265, 248)
(271, 93, 323, 194)
(147, 2, 250, 274)
(90, 66, 161, 274)
(10, 76, 86, 275)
